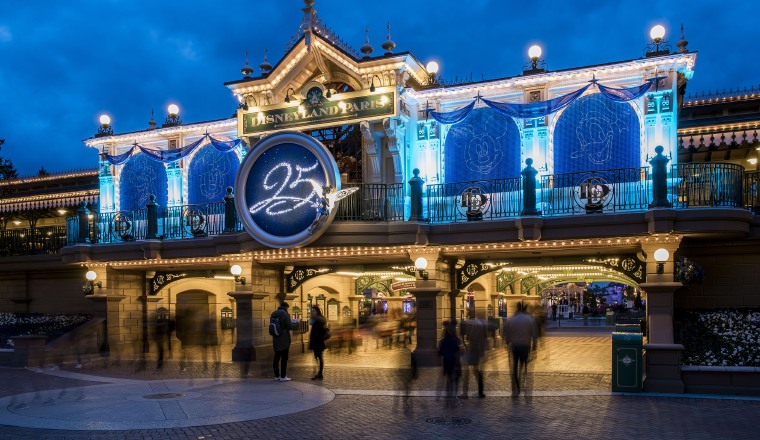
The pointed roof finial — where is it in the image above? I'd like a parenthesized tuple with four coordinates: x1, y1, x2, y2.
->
(360, 26, 374, 59)
(676, 23, 689, 53)
(241, 50, 254, 78)
(381, 22, 396, 55)
(148, 108, 156, 130)
(259, 48, 272, 75)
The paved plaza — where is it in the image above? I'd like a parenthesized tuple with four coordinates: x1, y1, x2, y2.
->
(0, 328, 758, 439)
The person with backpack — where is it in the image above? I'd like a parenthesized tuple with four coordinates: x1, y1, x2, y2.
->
(308, 306, 328, 380)
(270, 302, 299, 382)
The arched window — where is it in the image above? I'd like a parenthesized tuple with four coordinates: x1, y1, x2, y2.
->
(444, 107, 521, 183)
(553, 94, 640, 174)
(187, 145, 240, 204)
(119, 154, 168, 211)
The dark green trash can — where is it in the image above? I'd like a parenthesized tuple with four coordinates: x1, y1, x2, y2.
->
(615, 324, 641, 333)
(611, 332, 643, 392)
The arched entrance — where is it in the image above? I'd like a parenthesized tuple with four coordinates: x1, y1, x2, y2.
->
(175, 290, 217, 347)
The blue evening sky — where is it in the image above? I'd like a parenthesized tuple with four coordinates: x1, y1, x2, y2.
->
(0, 0, 757, 176)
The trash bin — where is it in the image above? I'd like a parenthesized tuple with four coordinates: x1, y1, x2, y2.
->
(611, 332, 643, 392)
(615, 324, 641, 333)
(605, 310, 614, 326)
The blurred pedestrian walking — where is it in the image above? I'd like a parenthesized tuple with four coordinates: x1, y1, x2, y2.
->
(505, 302, 537, 397)
(309, 306, 328, 380)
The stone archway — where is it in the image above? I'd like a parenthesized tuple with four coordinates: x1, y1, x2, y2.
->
(175, 290, 217, 347)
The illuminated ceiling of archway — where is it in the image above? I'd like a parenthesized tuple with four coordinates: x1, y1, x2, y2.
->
(500, 264, 638, 287)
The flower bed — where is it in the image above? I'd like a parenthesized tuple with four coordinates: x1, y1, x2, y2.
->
(674, 309, 760, 367)
(0, 313, 92, 349)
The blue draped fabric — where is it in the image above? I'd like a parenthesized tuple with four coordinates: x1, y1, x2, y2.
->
(429, 100, 476, 124)
(102, 134, 242, 165)
(208, 135, 242, 152)
(137, 136, 207, 162)
(119, 153, 168, 211)
(596, 78, 657, 103)
(104, 147, 135, 165)
(482, 84, 591, 119)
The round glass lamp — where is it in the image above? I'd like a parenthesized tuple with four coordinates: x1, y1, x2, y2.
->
(414, 257, 428, 270)
(528, 44, 542, 60)
(99, 114, 111, 125)
(650, 25, 666, 41)
(167, 104, 180, 116)
(654, 248, 669, 262)
(85, 270, 97, 281)
(425, 61, 439, 75)
(230, 264, 242, 276)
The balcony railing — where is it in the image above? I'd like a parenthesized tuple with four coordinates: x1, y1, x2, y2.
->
(671, 163, 744, 208)
(540, 168, 649, 216)
(0, 226, 67, 256)
(425, 178, 521, 223)
(53, 159, 760, 248)
(334, 183, 404, 222)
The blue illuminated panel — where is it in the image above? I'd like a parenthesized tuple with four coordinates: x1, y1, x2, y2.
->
(188, 145, 240, 204)
(553, 94, 640, 174)
(119, 153, 168, 211)
(444, 107, 521, 183)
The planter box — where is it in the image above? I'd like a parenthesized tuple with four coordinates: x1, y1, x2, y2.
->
(681, 365, 760, 396)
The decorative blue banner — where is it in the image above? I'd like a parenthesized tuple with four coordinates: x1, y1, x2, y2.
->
(102, 134, 242, 165)
(429, 101, 475, 124)
(596, 78, 657, 103)
(482, 84, 592, 119)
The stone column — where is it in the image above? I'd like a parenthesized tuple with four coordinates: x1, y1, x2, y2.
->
(409, 281, 445, 367)
(449, 288, 462, 324)
(86, 294, 127, 359)
(639, 281, 684, 393)
(504, 294, 525, 317)
(228, 286, 255, 363)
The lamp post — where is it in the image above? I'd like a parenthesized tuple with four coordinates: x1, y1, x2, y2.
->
(230, 264, 246, 285)
(425, 61, 439, 86)
(414, 257, 428, 281)
(83, 270, 103, 295)
(645, 24, 671, 57)
(523, 44, 546, 75)
(96, 114, 113, 137)
(284, 87, 296, 104)
(163, 104, 182, 127)
(654, 248, 669, 275)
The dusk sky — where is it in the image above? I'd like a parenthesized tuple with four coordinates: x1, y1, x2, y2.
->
(0, 0, 757, 176)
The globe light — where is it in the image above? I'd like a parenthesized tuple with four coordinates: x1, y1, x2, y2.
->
(230, 264, 242, 276)
(650, 25, 666, 41)
(85, 270, 97, 281)
(528, 44, 542, 60)
(414, 257, 428, 270)
(653, 248, 670, 262)
(167, 104, 180, 116)
(99, 114, 111, 125)
(425, 61, 439, 75)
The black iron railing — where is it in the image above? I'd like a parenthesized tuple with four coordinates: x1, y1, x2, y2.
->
(163, 203, 228, 239)
(540, 168, 649, 216)
(334, 183, 404, 222)
(743, 171, 760, 213)
(671, 163, 744, 208)
(0, 226, 67, 256)
(425, 178, 521, 223)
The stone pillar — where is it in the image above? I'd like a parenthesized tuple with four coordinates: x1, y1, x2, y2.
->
(228, 287, 256, 363)
(409, 282, 445, 367)
(639, 281, 684, 393)
(649, 145, 672, 208)
(408, 168, 424, 222)
(520, 158, 541, 216)
(76, 201, 90, 244)
(86, 294, 127, 358)
(449, 288, 462, 324)
(504, 294, 524, 317)
(223, 187, 237, 233)
(146, 195, 159, 239)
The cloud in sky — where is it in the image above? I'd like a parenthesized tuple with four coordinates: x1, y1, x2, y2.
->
(0, 0, 758, 175)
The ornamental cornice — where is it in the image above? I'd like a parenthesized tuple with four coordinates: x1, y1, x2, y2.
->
(84, 119, 237, 148)
(0, 189, 99, 205)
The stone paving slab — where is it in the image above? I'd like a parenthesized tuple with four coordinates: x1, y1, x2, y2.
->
(0, 376, 334, 430)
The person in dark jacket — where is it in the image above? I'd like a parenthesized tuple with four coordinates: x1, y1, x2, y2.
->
(438, 321, 461, 407)
(308, 306, 327, 380)
(271, 302, 299, 381)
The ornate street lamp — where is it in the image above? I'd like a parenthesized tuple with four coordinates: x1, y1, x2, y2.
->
(523, 44, 546, 75)
(82, 270, 103, 295)
(645, 24, 671, 57)
(230, 264, 246, 285)
(163, 104, 182, 127)
(95, 114, 113, 137)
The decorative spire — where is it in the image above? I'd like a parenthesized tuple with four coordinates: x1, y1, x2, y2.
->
(241, 50, 254, 78)
(148, 109, 156, 130)
(259, 48, 272, 75)
(381, 22, 395, 55)
(676, 24, 689, 53)
(360, 26, 374, 59)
